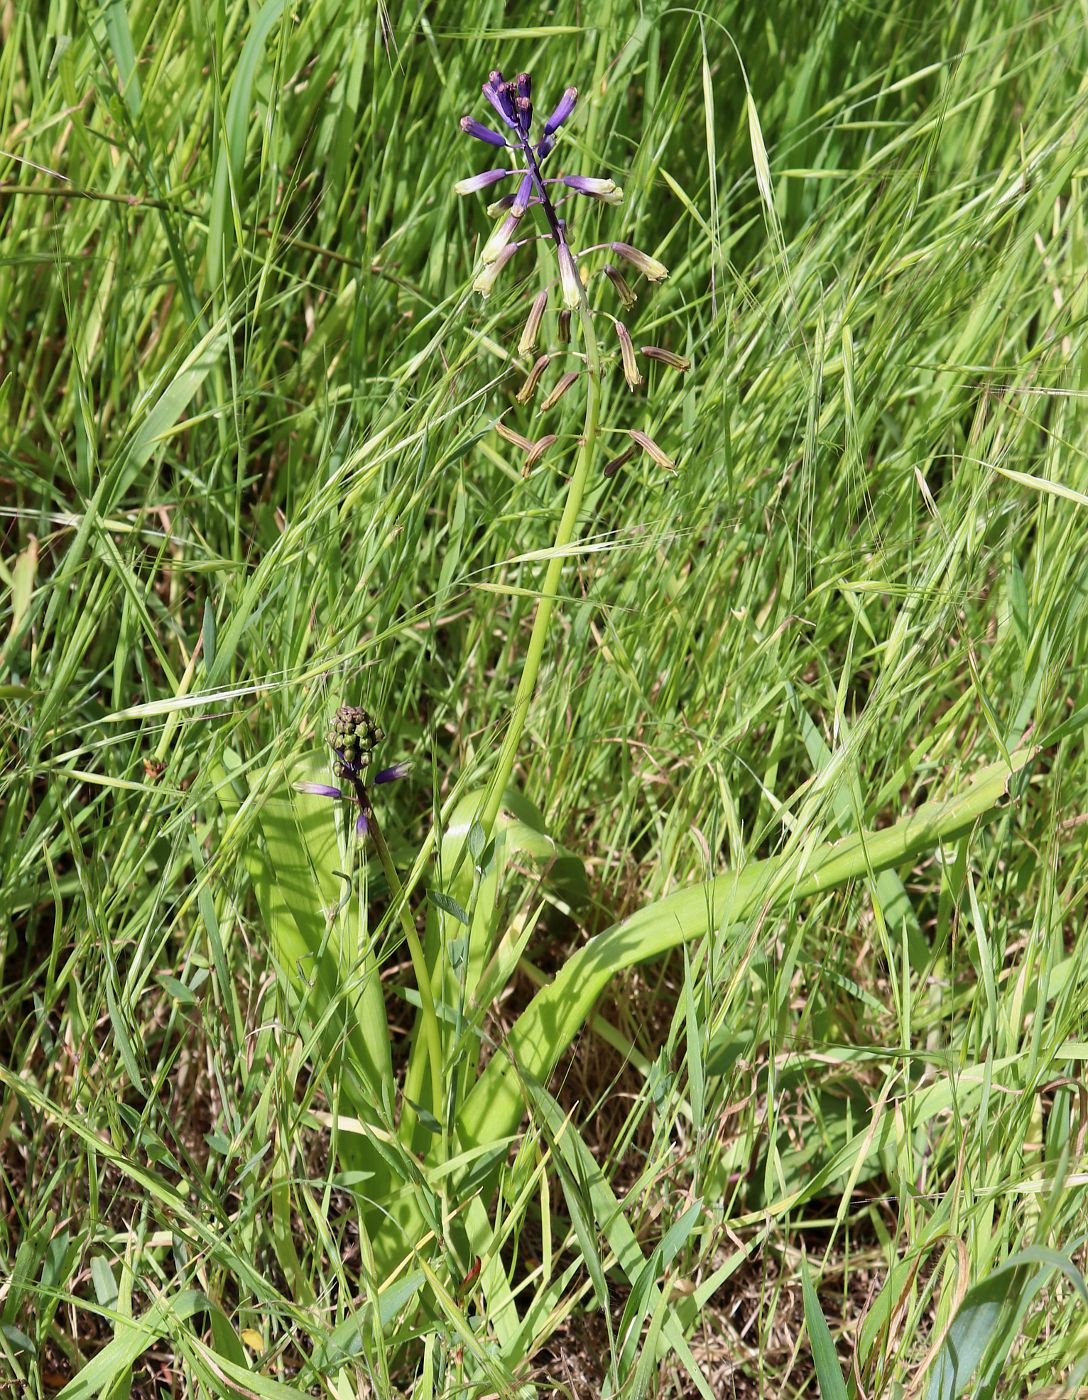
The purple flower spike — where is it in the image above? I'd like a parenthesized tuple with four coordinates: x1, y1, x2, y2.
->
(374, 762, 410, 785)
(460, 115, 508, 147)
(544, 86, 577, 136)
(296, 781, 344, 798)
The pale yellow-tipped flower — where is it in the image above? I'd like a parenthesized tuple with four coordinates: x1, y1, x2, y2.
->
(472, 241, 518, 296)
(557, 243, 582, 309)
(481, 211, 520, 264)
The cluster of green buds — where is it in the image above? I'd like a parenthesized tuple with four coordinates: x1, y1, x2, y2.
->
(328, 704, 385, 780)
(299, 705, 407, 837)
(456, 67, 689, 478)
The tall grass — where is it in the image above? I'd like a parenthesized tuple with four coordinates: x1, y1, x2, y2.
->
(2, 1, 1087, 1395)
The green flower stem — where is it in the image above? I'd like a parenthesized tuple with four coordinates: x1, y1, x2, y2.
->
(367, 808, 444, 1137)
(480, 299, 602, 835)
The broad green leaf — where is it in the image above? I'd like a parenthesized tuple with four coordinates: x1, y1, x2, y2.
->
(802, 1261, 849, 1400)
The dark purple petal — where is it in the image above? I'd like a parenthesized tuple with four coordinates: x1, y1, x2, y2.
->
(536, 133, 556, 161)
(355, 808, 369, 838)
(511, 172, 534, 215)
(374, 762, 409, 785)
(295, 782, 343, 798)
(543, 87, 577, 136)
(483, 79, 517, 128)
(515, 74, 532, 133)
(460, 115, 507, 147)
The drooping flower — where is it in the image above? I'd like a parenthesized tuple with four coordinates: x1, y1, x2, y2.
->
(539, 370, 579, 412)
(602, 444, 636, 478)
(603, 263, 637, 308)
(550, 175, 623, 204)
(481, 211, 523, 264)
(609, 241, 669, 282)
(519, 289, 549, 354)
(641, 346, 691, 371)
(525, 433, 557, 470)
(629, 429, 677, 472)
(473, 241, 520, 297)
(516, 354, 551, 404)
(614, 321, 642, 389)
(557, 243, 582, 309)
(295, 704, 407, 838)
(495, 417, 536, 452)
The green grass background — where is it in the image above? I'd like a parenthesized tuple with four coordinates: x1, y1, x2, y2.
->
(2, 0, 1088, 1394)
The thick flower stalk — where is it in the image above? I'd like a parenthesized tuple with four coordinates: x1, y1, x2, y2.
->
(455, 68, 689, 480)
(297, 704, 444, 1136)
(453, 69, 691, 839)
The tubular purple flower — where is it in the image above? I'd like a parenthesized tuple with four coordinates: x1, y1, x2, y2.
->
(483, 72, 517, 127)
(454, 168, 517, 196)
(519, 288, 549, 355)
(374, 762, 410, 784)
(553, 175, 623, 204)
(510, 173, 534, 217)
(557, 242, 582, 309)
(544, 86, 577, 136)
(536, 133, 557, 161)
(610, 241, 669, 282)
(296, 781, 344, 798)
(460, 114, 508, 147)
